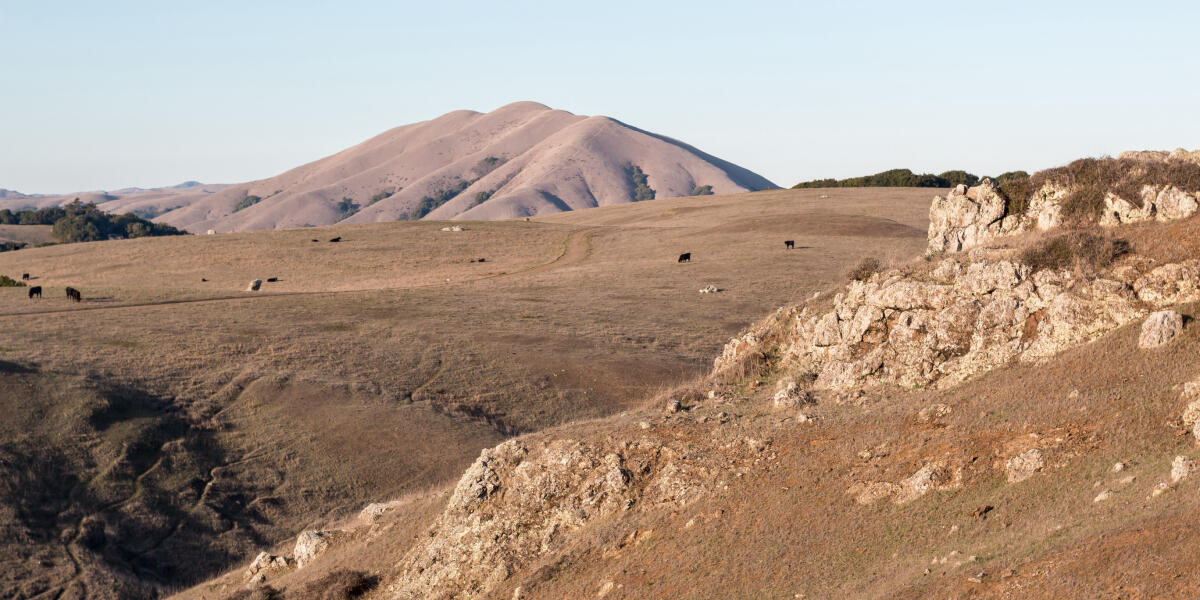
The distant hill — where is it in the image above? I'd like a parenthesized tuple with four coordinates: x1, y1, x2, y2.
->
(793, 168, 1029, 189)
(0, 102, 776, 232)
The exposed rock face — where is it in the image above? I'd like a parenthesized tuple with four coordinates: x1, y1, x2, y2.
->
(929, 177, 1198, 254)
(849, 457, 962, 505)
(1100, 186, 1199, 226)
(389, 432, 760, 599)
(1134, 261, 1200, 307)
(294, 530, 333, 568)
(1139, 310, 1184, 349)
(245, 551, 289, 581)
(1119, 148, 1200, 166)
(772, 379, 812, 409)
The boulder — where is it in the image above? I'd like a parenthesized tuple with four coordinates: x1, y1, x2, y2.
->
(293, 530, 332, 568)
(1139, 310, 1183, 349)
(244, 551, 288, 580)
(1155, 186, 1200, 221)
(772, 380, 812, 409)
(1171, 455, 1197, 483)
(1005, 449, 1044, 483)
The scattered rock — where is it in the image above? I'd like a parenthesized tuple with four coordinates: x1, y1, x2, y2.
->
(772, 380, 812, 409)
(294, 530, 333, 568)
(1139, 310, 1184, 348)
(1093, 490, 1113, 502)
(1171, 455, 1196, 483)
(699, 285, 720, 294)
(1111, 461, 1126, 473)
(1151, 482, 1170, 497)
(245, 551, 289, 581)
(1005, 449, 1044, 483)
(665, 398, 681, 413)
(917, 403, 952, 423)
(970, 504, 994, 519)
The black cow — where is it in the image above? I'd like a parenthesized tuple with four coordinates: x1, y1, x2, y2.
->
(65, 287, 81, 302)
(785, 240, 795, 249)
(21, 273, 29, 280)
(28, 286, 41, 299)
(311, 239, 319, 243)
(201, 278, 208, 282)
(329, 237, 342, 243)
(678, 253, 691, 263)
(266, 277, 278, 282)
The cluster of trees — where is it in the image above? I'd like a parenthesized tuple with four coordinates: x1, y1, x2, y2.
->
(1, 200, 185, 244)
(630, 166, 655, 201)
(232, 195, 262, 212)
(793, 168, 994, 189)
(690, 185, 714, 196)
(336, 198, 361, 220)
(411, 178, 477, 220)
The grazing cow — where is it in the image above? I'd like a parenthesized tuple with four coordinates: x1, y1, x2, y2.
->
(266, 277, 278, 282)
(329, 237, 342, 243)
(28, 286, 41, 299)
(785, 240, 795, 249)
(201, 278, 208, 282)
(311, 239, 319, 243)
(678, 252, 691, 263)
(65, 287, 81, 302)
(21, 273, 29, 280)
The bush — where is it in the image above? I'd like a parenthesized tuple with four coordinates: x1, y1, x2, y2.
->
(0, 275, 26, 287)
(368, 189, 397, 205)
(1018, 231, 1131, 273)
(410, 178, 476, 220)
(222, 585, 281, 600)
(336, 198, 360, 220)
(473, 190, 493, 205)
(0, 241, 27, 252)
(691, 185, 713, 196)
(847, 257, 882, 281)
(1006, 157, 1200, 222)
(232, 195, 262, 212)
(291, 570, 379, 600)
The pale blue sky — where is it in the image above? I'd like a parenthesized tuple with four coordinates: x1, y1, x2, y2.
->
(2, 0, 1197, 193)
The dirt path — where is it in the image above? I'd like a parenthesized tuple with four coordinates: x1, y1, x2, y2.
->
(0, 229, 597, 320)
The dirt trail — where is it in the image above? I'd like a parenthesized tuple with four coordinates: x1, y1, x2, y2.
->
(0, 229, 596, 320)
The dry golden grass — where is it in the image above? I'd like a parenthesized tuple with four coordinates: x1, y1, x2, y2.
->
(0, 187, 935, 596)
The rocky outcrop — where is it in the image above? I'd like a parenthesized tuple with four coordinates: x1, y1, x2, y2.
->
(1139, 310, 1184, 348)
(1119, 148, 1200, 166)
(294, 530, 334, 568)
(929, 178, 1198, 254)
(388, 429, 762, 600)
(1005, 449, 1044, 483)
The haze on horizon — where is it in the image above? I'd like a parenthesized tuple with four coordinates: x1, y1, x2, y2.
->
(2, 0, 1198, 194)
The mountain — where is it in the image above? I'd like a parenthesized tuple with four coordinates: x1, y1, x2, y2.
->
(0, 103, 775, 232)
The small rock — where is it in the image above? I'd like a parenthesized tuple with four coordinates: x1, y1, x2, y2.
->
(1171, 455, 1196, 482)
(1139, 310, 1184, 348)
(1111, 462, 1126, 472)
(638, 421, 651, 430)
(1151, 482, 1170, 497)
(773, 380, 813, 409)
(970, 504, 994, 519)
(1093, 490, 1113, 502)
(699, 285, 719, 294)
(665, 398, 681, 414)
(1005, 448, 1044, 483)
(294, 530, 332, 568)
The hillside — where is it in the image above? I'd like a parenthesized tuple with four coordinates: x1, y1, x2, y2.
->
(165, 153, 1200, 600)
(2, 103, 775, 233)
(0, 186, 931, 598)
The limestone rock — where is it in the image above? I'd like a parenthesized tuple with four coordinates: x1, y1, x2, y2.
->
(1171, 455, 1196, 483)
(1155, 186, 1199, 221)
(772, 380, 812, 409)
(1134, 261, 1200, 306)
(245, 551, 289, 581)
(1139, 310, 1183, 349)
(1005, 449, 1044, 483)
(294, 530, 333, 569)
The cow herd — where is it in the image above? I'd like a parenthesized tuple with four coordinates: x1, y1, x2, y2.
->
(677, 239, 800, 264)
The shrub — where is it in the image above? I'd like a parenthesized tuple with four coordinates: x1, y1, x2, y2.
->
(0, 275, 25, 287)
(475, 156, 505, 176)
(222, 585, 281, 600)
(794, 168, 978, 189)
(1008, 157, 1200, 222)
(0, 241, 27, 252)
(410, 178, 477, 220)
(368, 189, 397, 205)
(232, 195, 262, 212)
(473, 190, 493, 205)
(291, 570, 379, 600)
(629, 165, 655, 201)
(691, 185, 713, 196)
(847, 257, 882, 281)
(336, 198, 360, 220)
(1018, 231, 1131, 273)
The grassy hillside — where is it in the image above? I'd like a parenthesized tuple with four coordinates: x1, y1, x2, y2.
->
(0, 186, 935, 596)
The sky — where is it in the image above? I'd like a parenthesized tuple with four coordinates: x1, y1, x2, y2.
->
(1, 0, 1198, 193)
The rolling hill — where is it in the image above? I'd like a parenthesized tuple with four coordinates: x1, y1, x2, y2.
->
(1, 102, 775, 232)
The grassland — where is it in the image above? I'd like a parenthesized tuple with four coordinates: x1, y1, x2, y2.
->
(0, 187, 934, 596)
